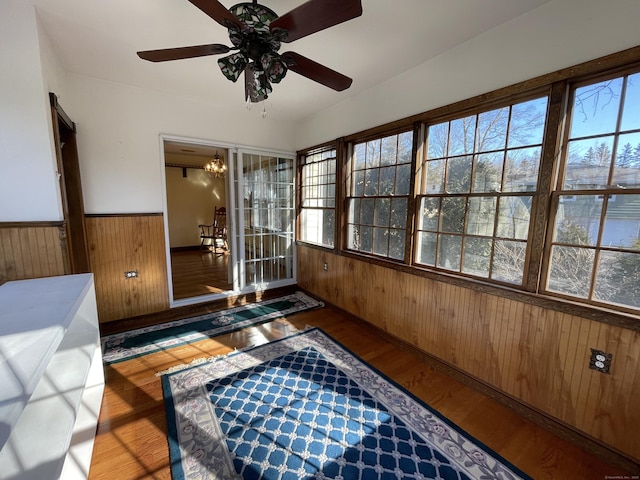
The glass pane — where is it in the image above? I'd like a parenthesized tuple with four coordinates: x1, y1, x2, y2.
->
(437, 234, 462, 271)
(473, 153, 503, 193)
(553, 196, 603, 246)
(504, 147, 540, 192)
(353, 170, 365, 196)
(374, 198, 391, 227)
(424, 159, 446, 194)
(348, 198, 360, 224)
(366, 140, 381, 168)
(621, 72, 640, 131)
(373, 227, 389, 256)
(322, 210, 335, 247)
(389, 229, 406, 260)
(547, 245, 595, 298)
(440, 197, 466, 234)
(446, 156, 472, 193)
(326, 184, 335, 208)
(462, 237, 492, 277)
(390, 198, 408, 229)
(360, 225, 373, 253)
(497, 196, 531, 240)
(564, 138, 614, 190)
(361, 198, 374, 225)
(354, 143, 366, 170)
(416, 232, 437, 266)
(613, 131, 640, 185)
(449, 116, 476, 156)
(594, 250, 640, 308)
(380, 135, 398, 166)
(466, 197, 496, 236)
(379, 166, 396, 195)
(398, 131, 413, 164)
(570, 77, 623, 138)
(365, 169, 379, 196)
(419, 197, 440, 231)
(427, 122, 448, 159)
(491, 240, 525, 284)
(602, 194, 640, 248)
(508, 97, 548, 148)
(477, 107, 509, 152)
(348, 225, 359, 250)
(395, 164, 411, 195)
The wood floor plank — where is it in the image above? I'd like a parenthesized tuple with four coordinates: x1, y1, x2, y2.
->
(90, 303, 633, 479)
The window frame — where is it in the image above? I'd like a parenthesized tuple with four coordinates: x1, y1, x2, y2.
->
(343, 128, 416, 262)
(296, 49, 640, 326)
(540, 69, 640, 315)
(296, 144, 339, 250)
(412, 93, 551, 288)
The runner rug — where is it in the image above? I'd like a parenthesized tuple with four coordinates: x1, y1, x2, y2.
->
(101, 292, 323, 364)
(162, 328, 531, 480)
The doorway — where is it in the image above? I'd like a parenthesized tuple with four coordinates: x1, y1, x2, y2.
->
(163, 139, 233, 303)
(161, 136, 297, 307)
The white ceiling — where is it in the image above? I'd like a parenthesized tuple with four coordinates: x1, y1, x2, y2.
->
(29, 0, 551, 121)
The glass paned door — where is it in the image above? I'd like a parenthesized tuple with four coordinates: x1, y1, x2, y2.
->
(237, 151, 295, 289)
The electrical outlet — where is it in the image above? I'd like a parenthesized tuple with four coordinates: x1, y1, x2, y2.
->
(589, 348, 612, 374)
(124, 270, 138, 279)
(323, 262, 328, 271)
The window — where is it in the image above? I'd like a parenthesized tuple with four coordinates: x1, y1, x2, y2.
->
(415, 97, 549, 284)
(545, 72, 640, 311)
(299, 149, 336, 247)
(346, 131, 413, 260)
(297, 48, 640, 320)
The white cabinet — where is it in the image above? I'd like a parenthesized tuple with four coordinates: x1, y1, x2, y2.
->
(0, 274, 104, 480)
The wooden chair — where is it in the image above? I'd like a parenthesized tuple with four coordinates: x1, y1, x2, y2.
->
(199, 206, 228, 253)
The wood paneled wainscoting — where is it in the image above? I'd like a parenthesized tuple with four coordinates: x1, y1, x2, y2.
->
(296, 244, 640, 470)
(85, 214, 169, 323)
(0, 222, 68, 284)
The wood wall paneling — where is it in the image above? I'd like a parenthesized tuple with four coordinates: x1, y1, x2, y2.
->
(85, 215, 169, 322)
(296, 244, 640, 465)
(0, 223, 67, 284)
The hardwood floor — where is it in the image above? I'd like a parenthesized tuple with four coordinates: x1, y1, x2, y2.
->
(170, 248, 232, 299)
(90, 302, 634, 480)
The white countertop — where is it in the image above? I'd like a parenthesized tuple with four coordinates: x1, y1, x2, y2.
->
(0, 274, 95, 451)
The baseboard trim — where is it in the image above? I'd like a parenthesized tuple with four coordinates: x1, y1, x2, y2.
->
(304, 291, 640, 474)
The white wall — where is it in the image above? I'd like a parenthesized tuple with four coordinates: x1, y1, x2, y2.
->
(65, 74, 296, 214)
(164, 154, 227, 248)
(0, 0, 61, 221)
(294, 0, 640, 149)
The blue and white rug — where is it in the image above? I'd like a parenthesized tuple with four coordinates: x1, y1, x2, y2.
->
(102, 292, 323, 363)
(162, 328, 530, 480)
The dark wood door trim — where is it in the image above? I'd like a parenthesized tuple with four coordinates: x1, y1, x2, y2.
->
(50, 92, 90, 273)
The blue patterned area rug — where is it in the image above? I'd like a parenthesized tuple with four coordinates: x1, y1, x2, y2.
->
(102, 292, 323, 364)
(162, 328, 531, 480)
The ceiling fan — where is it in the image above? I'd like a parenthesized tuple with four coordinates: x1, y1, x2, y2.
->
(137, 0, 363, 103)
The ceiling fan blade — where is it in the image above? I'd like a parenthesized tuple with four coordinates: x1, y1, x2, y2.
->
(270, 0, 362, 43)
(281, 51, 352, 91)
(188, 0, 242, 29)
(137, 44, 230, 62)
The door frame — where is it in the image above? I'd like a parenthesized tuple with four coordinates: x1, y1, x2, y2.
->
(50, 92, 90, 274)
(159, 134, 297, 308)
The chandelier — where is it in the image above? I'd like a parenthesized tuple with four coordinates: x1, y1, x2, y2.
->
(205, 152, 226, 178)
